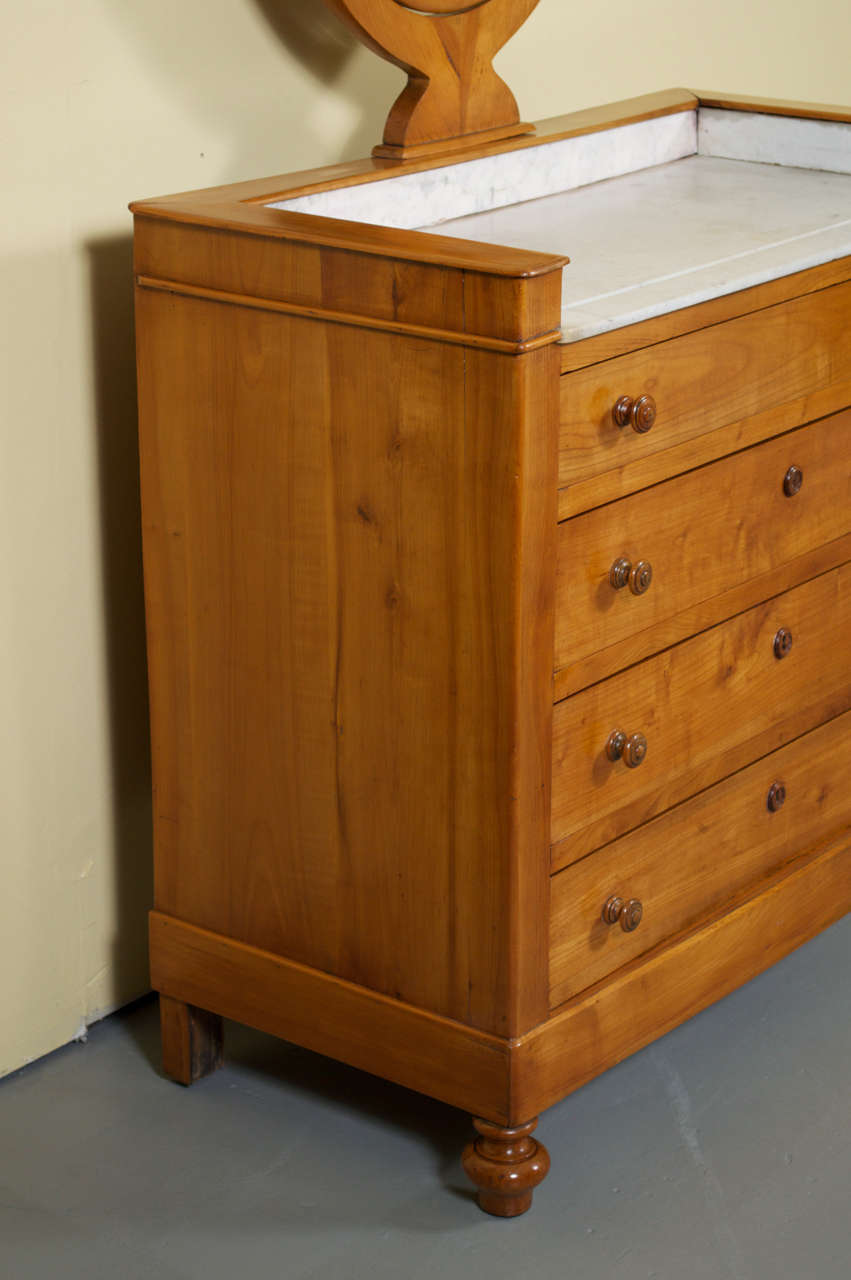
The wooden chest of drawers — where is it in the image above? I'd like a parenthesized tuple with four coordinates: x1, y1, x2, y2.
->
(132, 0, 851, 1219)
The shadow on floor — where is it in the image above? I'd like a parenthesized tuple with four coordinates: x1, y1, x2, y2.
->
(125, 994, 474, 1198)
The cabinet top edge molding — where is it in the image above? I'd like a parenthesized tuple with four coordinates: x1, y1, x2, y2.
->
(130, 89, 697, 219)
(130, 89, 851, 225)
(130, 89, 851, 295)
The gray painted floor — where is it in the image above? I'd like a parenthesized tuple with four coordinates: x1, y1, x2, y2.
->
(2, 917, 849, 1280)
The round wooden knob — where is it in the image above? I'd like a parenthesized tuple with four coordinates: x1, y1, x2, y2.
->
(606, 730, 648, 768)
(773, 628, 793, 659)
(630, 560, 653, 595)
(783, 465, 803, 496)
(609, 558, 653, 595)
(613, 394, 657, 434)
(602, 895, 644, 932)
(767, 781, 786, 812)
(609, 556, 631, 589)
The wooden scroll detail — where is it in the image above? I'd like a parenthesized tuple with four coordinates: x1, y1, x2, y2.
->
(324, 0, 541, 157)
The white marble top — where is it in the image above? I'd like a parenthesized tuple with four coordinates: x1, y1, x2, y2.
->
(424, 155, 851, 342)
(272, 113, 697, 232)
(270, 107, 851, 344)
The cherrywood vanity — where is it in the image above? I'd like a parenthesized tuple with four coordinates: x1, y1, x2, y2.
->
(132, 0, 851, 1216)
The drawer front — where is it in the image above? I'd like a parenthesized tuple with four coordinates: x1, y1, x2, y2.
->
(549, 711, 851, 1007)
(558, 279, 851, 508)
(551, 562, 851, 867)
(556, 412, 851, 682)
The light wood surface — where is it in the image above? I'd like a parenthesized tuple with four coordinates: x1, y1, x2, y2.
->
(551, 564, 851, 864)
(550, 712, 851, 1005)
(558, 279, 851, 504)
(133, 205, 567, 280)
(137, 279, 558, 1038)
(555, 533, 851, 700)
(136, 275, 560, 355)
(559, 381, 851, 521)
(133, 216, 564, 346)
(324, 0, 539, 156)
(150, 825, 851, 1130)
(558, 255, 851, 375)
(694, 89, 851, 124)
(555, 413, 851, 680)
(151, 911, 512, 1120)
(516, 830, 851, 1118)
(133, 53, 851, 1212)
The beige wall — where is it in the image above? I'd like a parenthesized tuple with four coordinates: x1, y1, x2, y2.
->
(1, 0, 848, 1077)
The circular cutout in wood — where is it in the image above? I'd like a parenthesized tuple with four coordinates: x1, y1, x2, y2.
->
(393, 1, 495, 13)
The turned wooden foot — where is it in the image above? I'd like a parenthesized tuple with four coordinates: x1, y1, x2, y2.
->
(462, 1117, 550, 1217)
(159, 994, 224, 1085)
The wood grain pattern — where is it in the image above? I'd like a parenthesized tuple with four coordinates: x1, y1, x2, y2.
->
(559, 380, 851, 522)
(558, 280, 851, 504)
(325, 0, 539, 156)
(132, 206, 567, 281)
(550, 712, 851, 1005)
(551, 564, 851, 864)
(159, 994, 224, 1085)
(133, 216, 564, 345)
(515, 829, 851, 1119)
(151, 911, 512, 1120)
(694, 90, 851, 124)
(152, 826, 851, 1127)
(136, 279, 558, 1037)
(462, 1117, 550, 1217)
(134, 76, 851, 1198)
(555, 413, 851, 682)
(136, 274, 560, 354)
(558, 256, 851, 375)
(555, 533, 851, 700)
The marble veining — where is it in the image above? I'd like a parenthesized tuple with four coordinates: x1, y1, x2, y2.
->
(268, 112, 697, 229)
(267, 108, 851, 343)
(699, 108, 851, 175)
(424, 155, 851, 342)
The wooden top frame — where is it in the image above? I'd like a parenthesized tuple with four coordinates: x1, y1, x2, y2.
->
(130, 89, 695, 277)
(324, 0, 541, 157)
(130, 89, 851, 364)
(130, 87, 851, 266)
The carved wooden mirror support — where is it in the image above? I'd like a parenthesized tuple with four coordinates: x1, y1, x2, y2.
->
(324, 0, 541, 157)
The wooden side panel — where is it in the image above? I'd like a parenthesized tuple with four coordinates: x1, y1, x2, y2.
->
(151, 912, 511, 1121)
(514, 831, 851, 1121)
(498, 342, 559, 1031)
(136, 286, 557, 1037)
